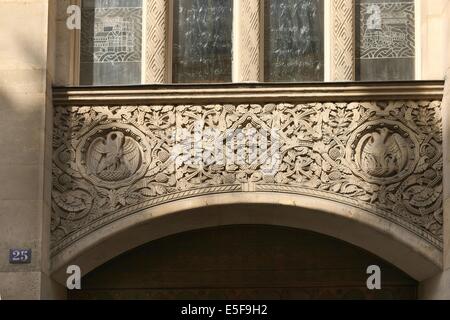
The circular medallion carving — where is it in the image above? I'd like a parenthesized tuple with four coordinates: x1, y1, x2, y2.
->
(346, 121, 419, 184)
(76, 123, 151, 188)
(87, 131, 141, 181)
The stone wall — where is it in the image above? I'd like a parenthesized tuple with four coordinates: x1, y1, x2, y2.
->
(0, 0, 449, 300)
(0, 0, 64, 299)
(420, 0, 450, 79)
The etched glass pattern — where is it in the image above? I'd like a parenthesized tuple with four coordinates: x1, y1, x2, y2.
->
(264, 0, 324, 82)
(173, 0, 233, 83)
(356, 0, 415, 81)
(80, 0, 142, 85)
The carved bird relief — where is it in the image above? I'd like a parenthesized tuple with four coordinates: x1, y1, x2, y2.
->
(357, 128, 408, 178)
(87, 131, 141, 182)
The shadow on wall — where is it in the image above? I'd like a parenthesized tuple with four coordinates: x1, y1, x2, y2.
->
(0, 0, 58, 299)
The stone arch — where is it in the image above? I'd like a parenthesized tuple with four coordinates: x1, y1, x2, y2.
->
(50, 192, 442, 284)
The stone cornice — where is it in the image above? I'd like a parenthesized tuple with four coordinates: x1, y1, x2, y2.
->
(53, 81, 445, 105)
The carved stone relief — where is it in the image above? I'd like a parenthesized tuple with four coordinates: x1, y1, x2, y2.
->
(52, 100, 443, 254)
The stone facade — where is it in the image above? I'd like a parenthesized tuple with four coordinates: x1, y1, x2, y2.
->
(0, 0, 449, 300)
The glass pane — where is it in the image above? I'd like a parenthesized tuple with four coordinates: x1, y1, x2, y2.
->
(173, 0, 233, 83)
(264, 0, 324, 82)
(356, 0, 415, 81)
(80, 0, 142, 85)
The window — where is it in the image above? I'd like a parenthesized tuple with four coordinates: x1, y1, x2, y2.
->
(76, 0, 419, 85)
(172, 0, 233, 83)
(264, 0, 324, 82)
(80, 0, 143, 85)
(355, 0, 415, 81)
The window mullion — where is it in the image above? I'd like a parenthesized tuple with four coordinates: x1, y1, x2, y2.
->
(233, 0, 263, 82)
(142, 0, 170, 84)
(330, 0, 356, 81)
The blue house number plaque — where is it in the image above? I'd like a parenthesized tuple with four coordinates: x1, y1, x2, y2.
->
(9, 249, 32, 264)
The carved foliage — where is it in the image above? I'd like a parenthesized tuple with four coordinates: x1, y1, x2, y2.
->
(52, 101, 443, 253)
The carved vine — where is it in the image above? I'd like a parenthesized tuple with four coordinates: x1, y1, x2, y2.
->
(51, 101, 443, 254)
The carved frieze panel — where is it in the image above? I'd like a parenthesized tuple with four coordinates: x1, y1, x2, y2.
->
(52, 100, 443, 254)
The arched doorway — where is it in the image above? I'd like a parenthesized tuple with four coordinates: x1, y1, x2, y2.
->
(51, 199, 441, 284)
(69, 225, 417, 300)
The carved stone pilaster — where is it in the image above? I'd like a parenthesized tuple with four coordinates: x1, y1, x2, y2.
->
(233, 0, 262, 82)
(142, 0, 169, 83)
(331, 0, 355, 81)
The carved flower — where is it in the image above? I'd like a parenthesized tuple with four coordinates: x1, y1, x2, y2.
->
(313, 141, 328, 154)
(328, 171, 342, 181)
(141, 184, 167, 197)
(329, 146, 342, 160)
(158, 149, 170, 162)
(155, 173, 169, 183)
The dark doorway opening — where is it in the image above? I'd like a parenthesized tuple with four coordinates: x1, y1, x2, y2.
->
(69, 225, 417, 300)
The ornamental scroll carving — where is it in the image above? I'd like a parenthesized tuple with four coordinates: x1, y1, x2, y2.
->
(51, 101, 443, 254)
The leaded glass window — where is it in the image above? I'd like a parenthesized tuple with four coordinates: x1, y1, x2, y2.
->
(80, 0, 143, 85)
(173, 0, 233, 83)
(264, 0, 324, 82)
(356, 0, 415, 81)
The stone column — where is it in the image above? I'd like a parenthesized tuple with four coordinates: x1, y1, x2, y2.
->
(330, 0, 355, 81)
(142, 0, 169, 84)
(233, 0, 262, 82)
(0, 0, 65, 299)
